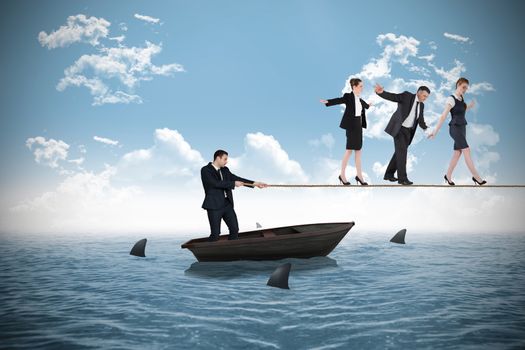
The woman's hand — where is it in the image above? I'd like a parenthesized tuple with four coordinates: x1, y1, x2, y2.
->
(320, 99, 328, 104)
(467, 100, 475, 110)
(427, 129, 438, 139)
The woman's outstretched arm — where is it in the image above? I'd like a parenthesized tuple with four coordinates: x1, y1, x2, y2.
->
(428, 104, 453, 139)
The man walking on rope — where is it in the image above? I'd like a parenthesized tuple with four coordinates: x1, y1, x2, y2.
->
(201, 149, 268, 241)
(375, 84, 430, 185)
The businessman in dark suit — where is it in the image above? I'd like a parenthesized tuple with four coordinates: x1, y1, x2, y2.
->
(201, 149, 267, 241)
(375, 84, 430, 185)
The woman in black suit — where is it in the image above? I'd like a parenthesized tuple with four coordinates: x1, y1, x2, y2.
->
(321, 78, 371, 185)
(429, 77, 486, 185)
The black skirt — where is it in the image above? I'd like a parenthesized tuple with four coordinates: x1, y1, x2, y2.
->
(449, 124, 468, 150)
(344, 116, 363, 150)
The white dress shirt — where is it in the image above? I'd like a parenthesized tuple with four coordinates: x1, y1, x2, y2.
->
(212, 163, 227, 198)
(402, 96, 421, 128)
(354, 94, 362, 117)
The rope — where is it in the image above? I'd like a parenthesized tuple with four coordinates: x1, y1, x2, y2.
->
(242, 183, 525, 188)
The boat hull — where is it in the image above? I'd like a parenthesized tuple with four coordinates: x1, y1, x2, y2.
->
(181, 222, 354, 262)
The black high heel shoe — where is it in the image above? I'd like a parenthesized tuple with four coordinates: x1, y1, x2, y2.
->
(444, 174, 455, 186)
(338, 175, 351, 186)
(355, 176, 368, 186)
(472, 177, 487, 186)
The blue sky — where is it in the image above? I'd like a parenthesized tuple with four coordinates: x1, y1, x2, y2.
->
(1, 0, 525, 234)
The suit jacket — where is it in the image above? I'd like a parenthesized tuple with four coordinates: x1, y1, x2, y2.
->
(201, 163, 254, 210)
(325, 92, 369, 130)
(378, 90, 428, 144)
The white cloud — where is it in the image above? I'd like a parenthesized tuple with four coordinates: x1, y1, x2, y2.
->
(119, 130, 307, 185)
(309, 133, 335, 150)
(109, 35, 125, 44)
(122, 149, 152, 163)
(408, 64, 431, 77)
(358, 33, 420, 80)
(469, 123, 500, 148)
(155, 128, 204, 164)
(38, 14, 110, 49)
(371, 153, 417, 179)
(118, 128, 204, 182)
(406, 153, 418, 173)
(134, 14, 160, 24)
(94, 136, 119, 146)
(360, 56, 391, 81)
(56, 41, 184, 106)
(40, 14, 183, 105)
(8, 165, 145, 233)
(26, 136, 69, 168)
(418, 54, 435, 62)
(95, 91, 143, 106)
(68, 157, 85, 165)
(467, 123, 501, 174)
(444, 32, 471, 43)
(373, 161, 387, 178)
(377, 33, 420, 65)
(5, 129, 522, 235)
(230, 132, 308, 184)
(429, 59, 466, 90)
(469, 82, 495, 95)
(476, 151, 500, 172)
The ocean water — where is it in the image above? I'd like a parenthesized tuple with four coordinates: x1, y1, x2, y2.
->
(1, 230, 524, 349)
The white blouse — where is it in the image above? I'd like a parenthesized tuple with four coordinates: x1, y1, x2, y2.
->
(354, 94, 362, 117)
(446, 93, 463, 108)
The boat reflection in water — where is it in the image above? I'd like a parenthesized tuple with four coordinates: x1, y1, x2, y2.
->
(184, 256, 338, 279)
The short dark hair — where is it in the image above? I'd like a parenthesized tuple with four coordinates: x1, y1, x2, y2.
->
(213, 149, 228, 160)
(417, 86, 431, 94)
(349, 78, 362, 88)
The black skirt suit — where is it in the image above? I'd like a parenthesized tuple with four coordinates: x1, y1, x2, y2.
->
(448, 95, 469, 150)
(325, 92, 369, 150)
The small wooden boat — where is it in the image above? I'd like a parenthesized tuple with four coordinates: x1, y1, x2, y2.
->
(181, 222, 354, 262)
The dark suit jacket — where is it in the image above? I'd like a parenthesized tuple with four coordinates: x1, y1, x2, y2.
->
(201, 162, 254, 210)
(377, 90, 428, 144)
(325, 92, 369, 130)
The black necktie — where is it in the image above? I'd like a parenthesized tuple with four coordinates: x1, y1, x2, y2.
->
(218, 169, 227, 198)
(413, 102, 419, 128)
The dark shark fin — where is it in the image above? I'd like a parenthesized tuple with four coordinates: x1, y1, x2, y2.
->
(390, 229, 407, 244)
(267, 263, 291, 289)
(256, 222, 262, 228)
(130, 238, 147, 257)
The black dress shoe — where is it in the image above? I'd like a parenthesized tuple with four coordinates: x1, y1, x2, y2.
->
(384, 175, 398, 182)
(398, 179, 413, 185)
(444, 174, 455, 186)
(355, 176, 368, 186)
(338, 175, 351, 186)
(228, 233, 239, 240)
(472, 177, 487, 186)
(208, 236, 219, 242)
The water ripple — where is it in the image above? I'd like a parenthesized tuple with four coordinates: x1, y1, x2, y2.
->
(1, 232, 524, 349)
